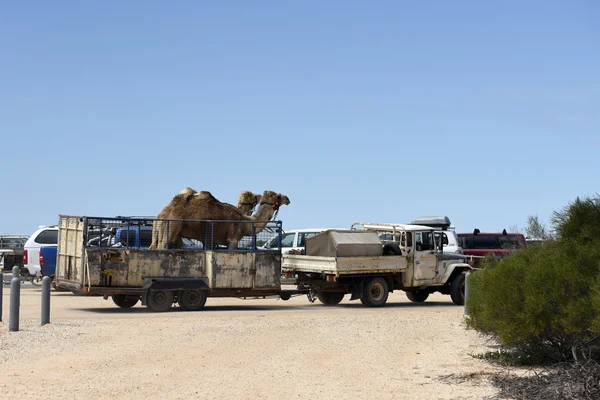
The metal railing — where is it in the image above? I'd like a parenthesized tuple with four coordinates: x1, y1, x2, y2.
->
(83, 217, 282, 252)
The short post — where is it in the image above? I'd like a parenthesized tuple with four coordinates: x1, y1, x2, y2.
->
(9, 277, 20, 332)
(41, 276, 51, 326)
(0, 274, 3, 322)
(464, 271, 471, 315)
(12, 265, 20, 279)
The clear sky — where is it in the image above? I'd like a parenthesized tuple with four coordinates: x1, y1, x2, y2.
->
(1, 1, 598, 236)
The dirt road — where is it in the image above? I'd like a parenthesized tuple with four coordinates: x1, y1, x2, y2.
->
(0, 284, 500, 399)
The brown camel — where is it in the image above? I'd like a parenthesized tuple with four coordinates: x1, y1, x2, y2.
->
(237, 190, 262, 216)
(149, 188, 261, 249)
(150, 190, 290, 249)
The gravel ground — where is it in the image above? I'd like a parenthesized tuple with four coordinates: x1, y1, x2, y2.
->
(0, 283, 501, 399)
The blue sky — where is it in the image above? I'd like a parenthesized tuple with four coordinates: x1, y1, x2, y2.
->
(1, 1, 598, 236)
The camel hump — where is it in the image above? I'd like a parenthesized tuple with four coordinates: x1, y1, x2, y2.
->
(179, 187, 197, 195)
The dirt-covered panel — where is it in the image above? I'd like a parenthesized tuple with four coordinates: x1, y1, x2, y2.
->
(208, 252, 253, 289)
(85, 249, 206, 287)
(253, 253, 281, 289)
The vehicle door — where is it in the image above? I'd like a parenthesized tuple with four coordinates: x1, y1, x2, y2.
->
(413, 230, 437, 280)
(295, 231, 320, 253)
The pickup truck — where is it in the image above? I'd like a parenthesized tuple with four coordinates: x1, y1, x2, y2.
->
(39, 246, 57, 278)
(0, 234, 28, 272)
(54, 215, 472, 311)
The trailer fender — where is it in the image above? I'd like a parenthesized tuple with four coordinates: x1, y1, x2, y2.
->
(144, 276, 210, 292)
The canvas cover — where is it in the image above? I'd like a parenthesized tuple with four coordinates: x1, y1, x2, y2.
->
(305, 230, 383, 257)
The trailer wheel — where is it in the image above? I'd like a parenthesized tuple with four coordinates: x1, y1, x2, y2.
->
(112, 294, 139, 308)
(450, 273, 466, 305)
(146, 290, 174, 312)
(178, 290, 207, 311)
(317, 292, 345, 306)
(360, 277, 389, 307)
(406, 291, 429, 303)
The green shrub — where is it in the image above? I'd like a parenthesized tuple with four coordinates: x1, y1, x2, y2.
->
(466, 240, 600, 362)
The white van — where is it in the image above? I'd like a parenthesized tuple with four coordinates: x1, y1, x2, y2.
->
(263, 229, 342, 254)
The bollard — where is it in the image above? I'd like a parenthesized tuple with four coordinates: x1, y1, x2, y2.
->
(9, 277, 20, 332)
(464, 271, 471, 315)
(12, 265, 20, 279)
(41, 276, 51, 326)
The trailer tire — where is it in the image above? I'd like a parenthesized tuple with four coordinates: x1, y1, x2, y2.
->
(406, 291, 429, 303)
(360, 277, 389, 307)
(146, 290, 174, 312)
(450, 273, 466, 305)
(382, 243, 402, 256)
(317, 292, 345, 306)
(178, 290, 207, 311)
(112, 294, 139, 308)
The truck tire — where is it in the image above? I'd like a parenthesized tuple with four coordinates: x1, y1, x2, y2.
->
(146, 290, 174, 312)
(317, 292, 345, 306)
(178, 290, 207, 311)
(382, 243, 402, 256)
(406, 291, 429, 303)
(450, 273, 466, 305)
(360, 277, 389, 307)
(112, 294, 139, 308)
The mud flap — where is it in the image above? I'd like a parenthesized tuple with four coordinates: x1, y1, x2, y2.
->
(349, 280, 364, 301)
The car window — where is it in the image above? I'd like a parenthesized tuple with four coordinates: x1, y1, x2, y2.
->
(434, 232, 449, 247)
(34, 230, 58, 245)
(297, 232, 319, 247)
(472, 236, 498, 249)
(281, 233, 295, 248)
(140, 230, 153, 248)
(118, 230, 136, 246)
(498, 236, 522, 249)
(416, 231, 435, 250)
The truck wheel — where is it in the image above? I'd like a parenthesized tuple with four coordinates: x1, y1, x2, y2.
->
(147, 290, 174, 312)
(178, 290, 207, 311)
(112, 294, 139, 308)
(360, 277, 389, 307)
(382, 243, 402, 256)
(317, 292, 345, 305)
(450, 273, 466, 305)
(406, 291, 429, 303)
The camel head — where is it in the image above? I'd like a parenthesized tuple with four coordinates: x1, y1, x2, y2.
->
(237, 190, 262, 215)
(260, 191, 291, 211)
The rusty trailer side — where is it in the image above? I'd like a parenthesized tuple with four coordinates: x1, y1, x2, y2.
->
(54, 215, 290, 311)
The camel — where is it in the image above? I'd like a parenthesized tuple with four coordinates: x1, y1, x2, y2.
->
(149, 188, 261, 249)
(237, 190, 262, 216)
(150, 190, 290, 250)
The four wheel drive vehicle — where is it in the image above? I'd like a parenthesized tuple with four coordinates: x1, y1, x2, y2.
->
(409, 216, 463, 254)
(458, 229, 526, 261)
(352, 221, 464, 255)
(284, 226, 473, 306)
(23, 226, 58, 278)
(0, 234, 28, 272)
(262, 228, 343, 254)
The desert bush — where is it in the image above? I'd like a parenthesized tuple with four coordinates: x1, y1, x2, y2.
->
(466, 195, 600, 363)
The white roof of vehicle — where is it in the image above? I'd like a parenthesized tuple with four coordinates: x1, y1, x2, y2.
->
(283, 228, 344, 233)
(353, 222, 436, 232)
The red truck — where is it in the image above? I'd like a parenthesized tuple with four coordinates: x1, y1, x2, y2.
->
(458, 229, 526, 261)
